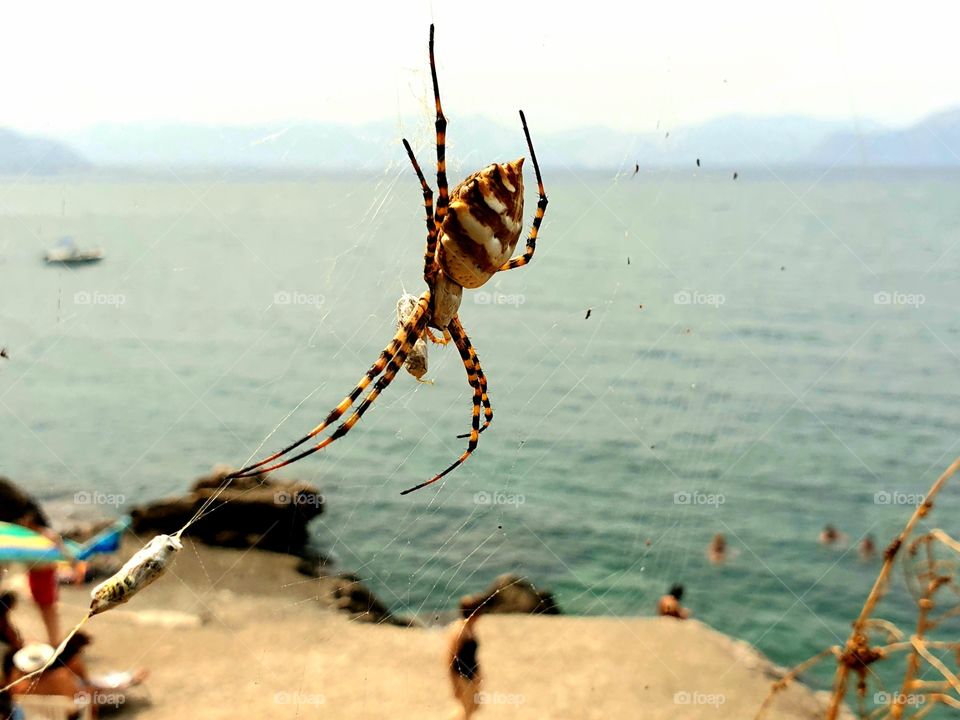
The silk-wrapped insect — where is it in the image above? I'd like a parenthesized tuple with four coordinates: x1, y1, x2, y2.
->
(396, 293, 430, 382)
(1, 533, 184, 694)
(90, 533, 183, 615)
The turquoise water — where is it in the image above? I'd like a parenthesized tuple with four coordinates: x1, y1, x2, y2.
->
(1, 168, 959, 693)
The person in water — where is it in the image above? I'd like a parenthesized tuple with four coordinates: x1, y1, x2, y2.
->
(657, 583, 691, 619)
(447, 600, 483, 719)
(819, 524, 845, 545)
(707, 533, 727, 564)
(859, 534, 877, 559)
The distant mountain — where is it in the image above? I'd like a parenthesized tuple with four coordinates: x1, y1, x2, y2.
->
(59, 115, 865, 172)
(11, 107, 960, 173)
(62, 121, 400, 171)
(810, 108, 960, 166)
(649, 115, 872, 167)
(0, 128, 88, 175)
(60, 117, 550, 171)
(545, 115, 864, 170)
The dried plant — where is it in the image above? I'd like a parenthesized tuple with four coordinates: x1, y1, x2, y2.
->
(756, 457, 960, 720)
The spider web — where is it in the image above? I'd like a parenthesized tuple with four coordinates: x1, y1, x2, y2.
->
(1, 20, 960, 720)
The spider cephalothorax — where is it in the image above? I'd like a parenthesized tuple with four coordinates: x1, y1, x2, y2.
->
(228, 25, 547, 494)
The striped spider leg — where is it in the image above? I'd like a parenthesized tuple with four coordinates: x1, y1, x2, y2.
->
(498, 110, 549, 272)
(429, 24, 451, 252)
(228, 293, 430, 479)
(415, 112, 546, 482)
(398, 34, 547, 492)
(456, 340, 492, 439)
(402, 137, 439, 287)
(226, 24, 546, 493)
(401, 316, 485, 495)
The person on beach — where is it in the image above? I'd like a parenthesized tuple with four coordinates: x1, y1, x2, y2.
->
(447, 601, 484, 719)
(657, 583, 691, 619)
(0, 592, 24, 653)
(1, 648, 24, 720)
(707, 533, 727, 564)
(0, 479, 71, 646)
(17, 508, 70, 646)
(57, 630, 148, 706)
(6, 643, 88, 719)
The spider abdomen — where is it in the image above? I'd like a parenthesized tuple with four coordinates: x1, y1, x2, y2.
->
(438, 159, 525, 289)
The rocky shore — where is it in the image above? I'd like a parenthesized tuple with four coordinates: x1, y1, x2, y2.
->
(123, 469, 563, 626)
(2, 472, 847, 718)
(2, 537, 844, 719)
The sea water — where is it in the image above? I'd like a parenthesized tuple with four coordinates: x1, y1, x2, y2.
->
(1, 167, 959, 693)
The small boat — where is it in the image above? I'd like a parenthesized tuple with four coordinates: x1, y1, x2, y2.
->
(44, 237, 104, 265)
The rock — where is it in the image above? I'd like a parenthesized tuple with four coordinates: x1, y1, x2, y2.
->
(295, 547, 333, 579)
(327, 573, 392, 623)
(460, 573, 561, 615)
(130, 467, 323, 554)
(316, 573, 419, 628)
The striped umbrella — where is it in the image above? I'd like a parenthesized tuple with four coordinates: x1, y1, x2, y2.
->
(0, 519, 129, 564)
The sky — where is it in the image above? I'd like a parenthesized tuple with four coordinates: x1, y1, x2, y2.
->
(2, 1, 957, 135)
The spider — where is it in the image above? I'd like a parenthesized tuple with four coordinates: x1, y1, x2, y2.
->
(229, 24, 547, 495)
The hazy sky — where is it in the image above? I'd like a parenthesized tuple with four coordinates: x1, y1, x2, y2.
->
(3, 1, 956, 134)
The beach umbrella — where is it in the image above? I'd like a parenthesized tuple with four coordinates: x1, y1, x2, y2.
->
(0, 519, 129, 564)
